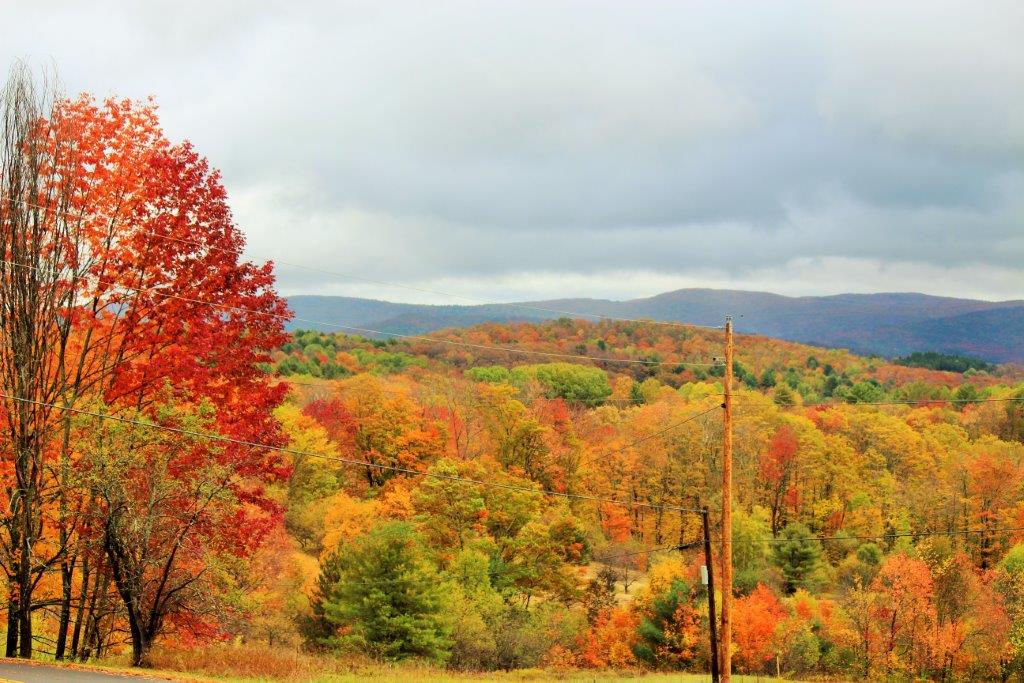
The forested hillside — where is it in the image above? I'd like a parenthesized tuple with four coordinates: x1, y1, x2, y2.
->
(274, 318, 1021, 400)
(256, 320, 1024, 679)
(288, 290, 1024, 363)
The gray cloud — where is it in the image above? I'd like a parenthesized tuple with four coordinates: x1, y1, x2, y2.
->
(3, 0, 1022, 301)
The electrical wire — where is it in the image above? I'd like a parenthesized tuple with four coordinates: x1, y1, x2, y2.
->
(592, 539, 702, 565)
(588, 523, 1024, 562)
(577, 403, 722, 469)
(0, 391, 707, 515)
(729, 395, 1024, 417)
(278, 375, 721, 472)
(276, 375, 726, 404)
(770, 396, 1024, 407)
(277, 378, 722, 474)
(744, 524, 1024, 544)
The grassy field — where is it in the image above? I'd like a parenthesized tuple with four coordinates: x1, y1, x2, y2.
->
(108, 663, 810, 683)
(0, 644, 822, 683)
(2, 643, 824, 683)
(91, 669, 802, 683)
(87, 649, 813, 683)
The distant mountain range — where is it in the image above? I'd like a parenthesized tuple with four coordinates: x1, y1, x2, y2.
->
(287, 289, 1024, 364)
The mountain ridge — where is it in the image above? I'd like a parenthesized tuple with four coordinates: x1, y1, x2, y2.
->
(286, 289, 1024, 363)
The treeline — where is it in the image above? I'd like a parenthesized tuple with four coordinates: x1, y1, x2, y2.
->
(895, 351, 995, 374)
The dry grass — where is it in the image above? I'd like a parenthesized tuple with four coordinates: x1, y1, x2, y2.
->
(145, 645, 487, 682)
(147, 644, 360, 681)
(140, 644, 813, 682)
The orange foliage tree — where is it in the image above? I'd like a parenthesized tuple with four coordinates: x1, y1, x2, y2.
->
(732, 583, 785, 673)
(0, 69, 288, 663)
(578, 606, 640, 668)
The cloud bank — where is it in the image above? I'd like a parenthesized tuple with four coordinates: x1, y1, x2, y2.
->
(5, 1, 1021, 302)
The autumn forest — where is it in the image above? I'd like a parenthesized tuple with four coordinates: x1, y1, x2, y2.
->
(2, 65, 1024, 682)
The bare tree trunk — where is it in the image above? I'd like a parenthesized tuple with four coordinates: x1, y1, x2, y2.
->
(105, 524, 156, 667)
(654, 484, 665, 545)
(69, 551, 90, 659)
(0, 62, 80, 660)
(5, 591, 18, 655)
(82, 567, 110, 662)
(54, 551, 75, 659)
(16, 497, 32, 658)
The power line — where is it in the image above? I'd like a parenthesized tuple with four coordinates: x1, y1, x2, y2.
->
(592, 539, 701, 564)
(745, 524, 1024, 544)
(731, 394, 1024, 411)
(0, 257, 722, 369)
(569, 394, 727, 406)
(589, 523, 1024, 560)
(577, 403, 722, 469)
(0, 391, 706, 515)
(279, 378, 722, 480)
(787, 396, 1024, 407)
(280, 382, 724, 473)
(279, 374, 726, 406)
(275, 378, 338, 390)
(11, 198, 722, 331)
(277, 376, 726, 409)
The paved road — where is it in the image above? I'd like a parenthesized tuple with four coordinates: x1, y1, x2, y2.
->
(0, 662, 175, 682)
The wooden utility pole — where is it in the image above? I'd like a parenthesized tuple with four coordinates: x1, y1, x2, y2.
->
(702, 507, 720, 683)
(721, 316, 734, 682)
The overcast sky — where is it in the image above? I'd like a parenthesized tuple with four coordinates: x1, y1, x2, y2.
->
(4, 1, 1022, 303)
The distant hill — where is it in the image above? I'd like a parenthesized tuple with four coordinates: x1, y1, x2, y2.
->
(286, 290, 1024, 363)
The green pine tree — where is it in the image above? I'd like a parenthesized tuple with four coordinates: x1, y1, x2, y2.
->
(771, 522, 823, 593)
(300, 548, 346, 649)
(319, 522, 452, 662)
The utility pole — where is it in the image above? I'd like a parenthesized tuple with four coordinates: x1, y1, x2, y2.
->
(721, 315, 734, 682)
(702, 507, 720, 683)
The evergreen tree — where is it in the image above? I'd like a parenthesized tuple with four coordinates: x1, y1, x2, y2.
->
(771, 522, 823, 593)
(773, 384, 796, 406)
(300, 548, 346, 649)
(318, 522, 452, 662)
(629, 381, 646, 406)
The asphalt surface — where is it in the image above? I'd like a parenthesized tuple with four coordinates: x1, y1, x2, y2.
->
(0, 661, 174, 682)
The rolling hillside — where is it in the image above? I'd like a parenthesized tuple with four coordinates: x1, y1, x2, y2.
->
(287, 290, 1024, 363)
